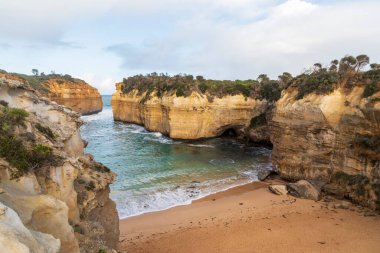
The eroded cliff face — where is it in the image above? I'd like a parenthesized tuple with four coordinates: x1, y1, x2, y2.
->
(0, 75, 119, 252)
(112, 83, 268, 139)
(270, 85, 380, 209)
(44, 79, 103, 115)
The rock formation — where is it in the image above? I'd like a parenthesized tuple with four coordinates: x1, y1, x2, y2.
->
(270, 83, 380, 209)
(43, 78, 103, 115)
(112, 83, 268, 139)
(0, 73, 119, 252)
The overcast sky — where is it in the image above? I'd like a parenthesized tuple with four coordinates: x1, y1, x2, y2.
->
(1, 0, 379, 94)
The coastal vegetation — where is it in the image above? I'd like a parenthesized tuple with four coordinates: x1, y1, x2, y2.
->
(0, 103, 56, 178)
(0, 68, 82, 92)
(119, 54, 379, 103)
(120, 72, 286, 102)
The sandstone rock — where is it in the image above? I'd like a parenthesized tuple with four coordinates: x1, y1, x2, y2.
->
(0, 75, 119, 252)
(268, 185, 288, 195)
(0, 202, 60, 253)
(44, 79, 102, 115)
(286, 180, 321, 201)
(111, 84, 268, 139)
(258, 170, 273, 181)
(270, 85, 380, 209)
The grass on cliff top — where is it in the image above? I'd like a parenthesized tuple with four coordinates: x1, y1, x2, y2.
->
(1, 69, 84, 94)
(0, 105, 56, 178)
(120, 55, 380, 103)
(120, 73, 285, 103)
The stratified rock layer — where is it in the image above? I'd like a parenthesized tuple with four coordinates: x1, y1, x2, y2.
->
(0, 74, 119, 252)
(44, 79, 102, 115)
(112, 83, 268, 139)
(270, 85, 380, 209)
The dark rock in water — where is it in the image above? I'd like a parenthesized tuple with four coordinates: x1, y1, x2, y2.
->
(258, 170, 274, 181)
(286, 180, 321, 201)
(191, 181, 200, 184)
(268, 185, 288, 195)
(188, 185, 196, 189)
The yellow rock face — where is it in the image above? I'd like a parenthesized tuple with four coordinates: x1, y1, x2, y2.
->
(270, 85, 380, 209)
(111, 83, 267, 139)
(45, 79, 103, 115)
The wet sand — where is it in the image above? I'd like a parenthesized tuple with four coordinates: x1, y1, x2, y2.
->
(118, 181, 380, 253)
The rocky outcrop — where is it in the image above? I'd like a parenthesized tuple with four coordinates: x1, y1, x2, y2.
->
(43, 79, 103, 115)
(112, 83, 268, 139)
(0, 74, 118, 252)
(270, 84, 380, 209)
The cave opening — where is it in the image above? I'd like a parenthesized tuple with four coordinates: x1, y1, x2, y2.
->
(220, 128, 238, 138)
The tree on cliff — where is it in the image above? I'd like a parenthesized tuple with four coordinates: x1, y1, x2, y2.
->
(32, 69, 39, 76)
(356, 54, 370, 71)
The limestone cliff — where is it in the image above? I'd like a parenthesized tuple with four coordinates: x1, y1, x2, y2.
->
(43, 78, 103, 115)
(0, 74, 119, 252)
(0, 71, 103, 115)
(112, 83, 268, 139)
(270, 84, 380, 209)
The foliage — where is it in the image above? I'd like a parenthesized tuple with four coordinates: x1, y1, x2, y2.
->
(0, 106, 56, 178)
(35, 123, 55, 140)
(13, 72, 81, 93)
(295, 69, 340, 99)
(363, 82, 379, 98)
(120, 73, 256, 100)
(1, 107, 29, 126)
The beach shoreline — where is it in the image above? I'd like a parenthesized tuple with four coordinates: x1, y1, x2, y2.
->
(118, 180, 380, 253)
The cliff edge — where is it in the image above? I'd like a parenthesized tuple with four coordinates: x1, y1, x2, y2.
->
(0, 73, 119, 253)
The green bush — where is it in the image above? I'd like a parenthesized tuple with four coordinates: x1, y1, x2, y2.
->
(295, 70, 340, 100)
(35, 123, 55, 140)
(4, 107, 29, 126)
(363, 82, 379, 98)
(0, 134, 31, 172)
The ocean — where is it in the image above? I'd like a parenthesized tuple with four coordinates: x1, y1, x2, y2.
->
(80, 95, 272, 218)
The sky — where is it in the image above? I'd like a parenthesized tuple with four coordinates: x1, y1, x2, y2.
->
(0, 0, 379, 94)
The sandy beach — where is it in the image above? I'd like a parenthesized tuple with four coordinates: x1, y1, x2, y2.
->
(118, 180, 380, 253)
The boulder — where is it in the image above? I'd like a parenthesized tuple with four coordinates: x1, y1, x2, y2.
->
(258, 170, 272, 181)
(268, 185, 288, 195)
(286, 180, 321, 201)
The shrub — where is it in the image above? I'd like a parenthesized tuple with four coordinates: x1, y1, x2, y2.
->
(295, 70, 340, 100)
(0, 134, 31, 172)
(35, 123, 55, 140)
(259, 81, 281, 102)
(363, 82, 379, 98)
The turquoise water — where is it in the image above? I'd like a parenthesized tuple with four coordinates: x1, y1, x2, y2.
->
(80, 95, 272, 218)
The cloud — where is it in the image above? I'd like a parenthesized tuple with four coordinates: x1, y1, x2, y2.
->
(106, 0, 380, 79)
(0, 42, 11, 49)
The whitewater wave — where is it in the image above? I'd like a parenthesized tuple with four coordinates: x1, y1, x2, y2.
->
(188, 144, 215, 148)
(113, 175, 257, 219)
